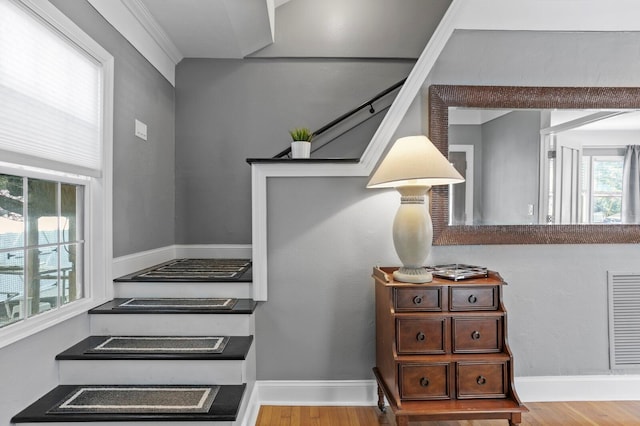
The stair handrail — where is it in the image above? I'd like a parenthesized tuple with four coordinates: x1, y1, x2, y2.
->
(272, 77, 407, 159)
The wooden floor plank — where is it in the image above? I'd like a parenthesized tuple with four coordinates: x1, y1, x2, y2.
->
(256, 402, 640, 425)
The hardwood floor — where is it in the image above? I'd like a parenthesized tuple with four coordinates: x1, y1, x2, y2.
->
(255, 402, 640, 425)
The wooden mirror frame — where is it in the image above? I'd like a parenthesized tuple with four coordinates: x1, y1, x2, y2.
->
(428, 84, 640, 245)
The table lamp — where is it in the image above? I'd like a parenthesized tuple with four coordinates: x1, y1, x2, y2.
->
(367, 135, 464, 283)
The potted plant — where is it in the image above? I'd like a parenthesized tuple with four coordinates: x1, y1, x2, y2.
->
(289, 127, 313, 159)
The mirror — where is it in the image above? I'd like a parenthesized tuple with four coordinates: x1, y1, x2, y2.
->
(448, 107, 639, 226)
(428, 85, 640, 244)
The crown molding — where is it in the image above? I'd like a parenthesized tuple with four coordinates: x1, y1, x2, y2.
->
(87, 0, 177, 85)
(120, 0, 183, 64)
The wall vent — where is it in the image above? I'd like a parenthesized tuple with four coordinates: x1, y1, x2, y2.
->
(608, 272, 640, 369)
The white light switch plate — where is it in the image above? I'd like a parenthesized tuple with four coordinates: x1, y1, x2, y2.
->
(135, 119, 147, 141)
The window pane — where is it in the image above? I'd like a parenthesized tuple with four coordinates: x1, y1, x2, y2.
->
(592, 196, 622, 223)
(27, 179, 58, 247)
(61, 243, 82, 304)
(0, 174, 24, 250)
(0, 249, 24, 326)
(61, 183, 82, 243)
(593, 159, 623, 194)
(25, 247, 56, 318)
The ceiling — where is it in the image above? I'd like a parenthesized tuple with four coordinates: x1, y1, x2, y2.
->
(450, 108, 640, 131)
(98, 0, 450, 60)
(129, 0, 278, 59)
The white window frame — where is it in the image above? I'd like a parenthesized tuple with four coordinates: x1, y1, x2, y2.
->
(582, 154, 624, 224)
(0, 0, 113, 348)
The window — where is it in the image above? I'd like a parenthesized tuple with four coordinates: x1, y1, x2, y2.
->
(0, 173, 85, 327)
(581, 156, 624, 223)
(0, 0, 113, 345)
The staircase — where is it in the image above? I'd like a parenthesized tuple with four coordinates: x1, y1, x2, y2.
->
(11, 259, 257, 425)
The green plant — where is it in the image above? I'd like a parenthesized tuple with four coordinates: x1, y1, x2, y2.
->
(289, 127, 313, 142)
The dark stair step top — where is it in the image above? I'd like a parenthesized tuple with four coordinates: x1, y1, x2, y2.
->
(56, 335, 253, 361)
(11, 383, 246, 423)
(114, 259, 252, 283)
(89, 298, 257, 315)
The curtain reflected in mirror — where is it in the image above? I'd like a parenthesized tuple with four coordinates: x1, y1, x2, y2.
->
(622, 145, 640, 224)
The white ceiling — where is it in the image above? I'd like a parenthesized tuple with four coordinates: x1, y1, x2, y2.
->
(135, 0, 275, 59)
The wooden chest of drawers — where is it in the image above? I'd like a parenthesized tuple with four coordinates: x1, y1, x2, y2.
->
(373, 267, 527, 426)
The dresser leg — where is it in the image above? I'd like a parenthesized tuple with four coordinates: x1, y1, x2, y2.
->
(395, 415, 409, 426)
(376, 384, 386, 413)
(509, 412, 522, 425)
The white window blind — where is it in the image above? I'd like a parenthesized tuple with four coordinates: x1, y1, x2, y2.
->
(0, 0, 102, 176)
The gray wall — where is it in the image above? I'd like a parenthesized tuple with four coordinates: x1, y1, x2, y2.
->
(482, 111, 540, 224)
(256, 30, 640, 381)
(174, 59, 414, 244)
(0, 2, 174, 423)
(52, 0, 176, 258)
(0, 315, 90, 425)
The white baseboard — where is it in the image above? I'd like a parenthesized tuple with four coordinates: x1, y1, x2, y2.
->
(240, 382, 261, 426)
(249, 375, 640, 409)
(515, 374, 640, 402)
(174, 244, 252, 259)
(112, 246, 175, 279)
(256, 380, 378, 406)
(112, 244, 252, 279)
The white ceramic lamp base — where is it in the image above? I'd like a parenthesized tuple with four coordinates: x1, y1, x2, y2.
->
(392, 185, 433, 283)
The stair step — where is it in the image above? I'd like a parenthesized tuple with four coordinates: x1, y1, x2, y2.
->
(90, 313, 255, 336)
(114, 281, 252, 299)
(89, 299, 257, 336)
(56, 336, 255, 384)
(57, 335, 254, 360)
(114, 259, 252, 283)
(113, 258, 253, 299)
(89, 298, 257, 315)
(11, 384, 245, 424)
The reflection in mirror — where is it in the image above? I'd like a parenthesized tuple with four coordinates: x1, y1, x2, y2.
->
(448, 108, 640, 226)
(428, 85, 640, 245)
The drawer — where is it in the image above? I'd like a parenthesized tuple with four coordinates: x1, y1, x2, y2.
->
(394, 287, 442, 312)
(452, 316, 503, 353)
(450, 286, 498, 311)
(456, 361, 507, 399)
(396, 318, 447, 354)
(399, 363, 450, 400)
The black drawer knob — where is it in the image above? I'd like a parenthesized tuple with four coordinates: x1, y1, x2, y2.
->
(416, 332, 426, 341)
(477, 376, 487, 385)
(413, 295, 423, 305)
(468, 295, 478, 304)
(471, 330, 481, 340)
(420, 377, 430, 387)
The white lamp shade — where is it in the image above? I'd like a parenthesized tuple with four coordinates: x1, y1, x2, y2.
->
(367, 135, 464, 188)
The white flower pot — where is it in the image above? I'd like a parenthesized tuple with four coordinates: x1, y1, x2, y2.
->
(291, 141, 311, 159)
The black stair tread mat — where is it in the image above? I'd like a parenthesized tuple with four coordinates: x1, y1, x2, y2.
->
(11, 384, 245, 422)
(114, 258, 252, 283)
(89, 298, 257, 314)
(56, 335, 253, 360)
